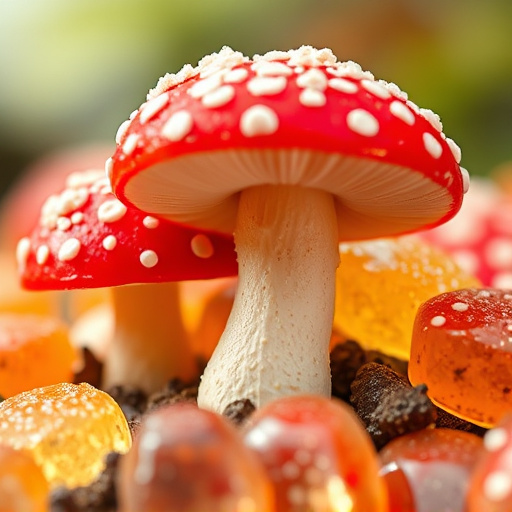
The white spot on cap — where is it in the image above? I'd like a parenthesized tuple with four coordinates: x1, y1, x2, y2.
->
(202, 85, 235, 108)
(484, 428, 508, 452)
(191, 234, 215, 259)
(56, 217, 72, 231)
(446, 138, 462, 164)
(431, 315, 446, 327)
(361, 79, 391, 99)
(296, 68, 328, 91)
(143, 216, 160, 229)
(346, 109, 379, 137)
(423, 132, 443, 159)
(328, 78, 358, 94)
(97, 199, 128, 223)
(389, 101, 415, 125)
(188, 74, 223, 99)
(71, 212, 84, 224)
(102, 235, 117, 251)
(251, 60, 293, 77)
(139, 94, 169, 124)
(140, 250, 158, 268)
(224, 67, 249, 83)
(58, 238, 81, 262)
(460, 167, 470, 194)
(36, 245, 50, 265)
(483, 471, 512, 502)
(247, 76, 287, 96)
(105, 158, 114, 180)
(115, 120, 131, 144)
(299, 89, 326, 107)
(122, 133, 139, 156)
(240, 105, 279, 137)
(161, 110, 194, 141)
(451, 302, 469, 312)
(16, 237, 31, 269)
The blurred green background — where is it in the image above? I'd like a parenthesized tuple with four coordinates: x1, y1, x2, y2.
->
(1, 0, 511, 201)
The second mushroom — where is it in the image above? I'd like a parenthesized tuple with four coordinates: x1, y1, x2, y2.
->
(108, 46, 468, 413)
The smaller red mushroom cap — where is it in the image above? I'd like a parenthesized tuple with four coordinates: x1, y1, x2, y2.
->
(16, 169, 238, 290)
(108, 46, 468, 240)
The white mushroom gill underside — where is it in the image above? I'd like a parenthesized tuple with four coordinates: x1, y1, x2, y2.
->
(124, 148, 453, 240)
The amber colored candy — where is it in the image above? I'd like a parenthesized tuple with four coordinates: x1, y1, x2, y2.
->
(0, 313, 77, 397)
(334, 236, 479, 360)
(467, 414, 512, 511)
(0, 382, 131, 489)
(118, 402, 273, 512)
(409, 288, 512, 427)
(243, 394, 387, 512)
(379, 428, 483, 512)
(0, 444, 49, 512)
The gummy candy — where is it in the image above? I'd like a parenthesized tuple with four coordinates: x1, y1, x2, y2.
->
(409, 288, 512, 427)
(379, 428, 483, 512)
(118, 402, 273, 512)
(468, 414, 512, 511)
(243, 394, 388, 512)
(0, 382, 131, 489)
(334, 236, 479, 360)
(0, 313, 77, 397)
(0, 444, 49, 512)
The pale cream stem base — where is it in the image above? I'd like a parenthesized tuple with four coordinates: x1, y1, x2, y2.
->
(197, 184, 340, 413)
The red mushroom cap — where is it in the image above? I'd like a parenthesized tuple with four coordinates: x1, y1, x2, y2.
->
(108, 46, 467, 240)
(16, 169, 238, 290)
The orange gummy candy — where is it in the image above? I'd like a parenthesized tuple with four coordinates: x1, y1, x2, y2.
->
(118, 402, 273, 512)
(409, 288, 512, 428)
(0, 382, 131, 488)
(334, 236, 480, 359)
(0, 313, 77, 398)
(0, 443, 49, 512)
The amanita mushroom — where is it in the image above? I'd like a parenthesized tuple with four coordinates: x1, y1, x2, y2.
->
(16, 169, 237, 394)
(107, 46, 468, 412)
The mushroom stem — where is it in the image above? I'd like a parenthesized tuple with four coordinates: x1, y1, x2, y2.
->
(197, 185, 340, 413)
(102, 282, 198, 394)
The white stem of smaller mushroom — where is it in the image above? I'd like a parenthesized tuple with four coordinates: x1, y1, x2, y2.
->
(197, 184, 340, 413)
(102, 281, 198, 394)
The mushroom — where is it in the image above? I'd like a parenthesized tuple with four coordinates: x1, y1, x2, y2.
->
(16, 169, 237, 394)
(107, 46, 468, 412)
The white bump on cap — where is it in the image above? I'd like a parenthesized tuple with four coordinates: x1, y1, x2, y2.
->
(296, 68, 328, 91)
(105, 158, 114, 180)
(102, 235, 117, 251)
(36, 245, 50, 265)
(328, 78, 358, 94)
(430, 315, 446, 327)
(389, 101, 415, 125)
(139, 94, 169, 124)
(361, 79, 391, 99)
(56, 217, 72, 231)
(224, 67, 249, 83)
(346, 109, 379, 137)
(483, 471, 512, 502)
(460, 167, 470, 194)
(247, 76, 287, 96)
(122, 133, 139, 156)
(97, 199, 128, 223)
(143, 216, 160, 229)
(71, 212, 84, 224)
(423, 132, 443, 159)
(58, 238, 81, 262)
(251, 60, 293, 77)
(191, 233, 215, 259)
(240, 105, 279, 137)
(140, 250, 158, 268)
(202, 85, 235, 108)
(446, 137, 462, 164)
(188, 74, 223, 99)
(299, 89, 326, 107)
(115, 120, 131, 144)
(484, 427, 508, 452)
(16, 237, 31, 269)
(161, 110, 194, 141)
